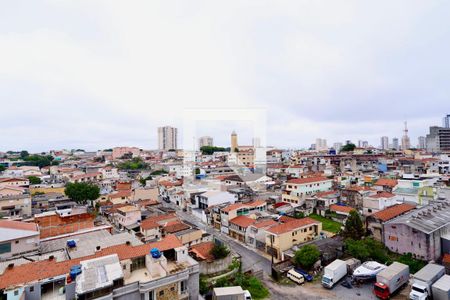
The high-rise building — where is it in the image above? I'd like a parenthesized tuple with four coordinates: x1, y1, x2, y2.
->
(443, 114, 450, 128)
(252, 137, 261, 148)
(198, 136, 213, 148)
(381, 136, 389, 150)
(333, 142, 343, 152)
(362, 141, 369, 148)
(417, 136, 426, 149)
(392, 138, 399, 150)
(401, 121, 411, 150)
(158, 126, 178, 150)
(315, 138, 328, 151)
(426, 126, 450, 152)
(231, 131, 238, 152)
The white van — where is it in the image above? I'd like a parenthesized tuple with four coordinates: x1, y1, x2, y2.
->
(287, 269, 305, 284)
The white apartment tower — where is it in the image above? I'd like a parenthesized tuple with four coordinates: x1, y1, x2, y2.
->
(381, 136, 389, 150)
(198, 136, 213, 148)
(158, 126, 178, 150)
(315, 138, 328, 151)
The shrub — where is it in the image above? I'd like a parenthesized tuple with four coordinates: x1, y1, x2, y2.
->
(294, 244, 321, 269)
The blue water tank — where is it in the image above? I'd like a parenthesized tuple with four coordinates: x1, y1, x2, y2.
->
(67, 240, 77, 248)
(150, 248, 161, 258)
(69, 265, 82, 280)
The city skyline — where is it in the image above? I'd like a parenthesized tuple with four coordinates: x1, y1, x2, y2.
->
(1, 1, 450, 152)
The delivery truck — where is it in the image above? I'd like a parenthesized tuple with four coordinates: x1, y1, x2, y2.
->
(322, 259, 347, 289)
(409, 263, 445, 300)
(374, 262, 409, 299)
(432, 275, 450, 300)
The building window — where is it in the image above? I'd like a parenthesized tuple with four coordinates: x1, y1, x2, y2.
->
(159, 290, 164, 297)
(14, 291, 19, 296)
(0, 243, 12, 254)
(149, 291, 154, 300)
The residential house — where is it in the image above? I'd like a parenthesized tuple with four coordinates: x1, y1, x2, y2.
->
(0, 194, 32, 219)
(0, 220, 40, 259)
(362, 191, 398, 216)
(265, 217, 322, 261)
(383, 202, 450, 260)
(246, 219, 277, 251)
(0, 178, 30, 188)
(217, 200, 267, 235)
(366, 203, 416, 242)
(282, 176, 333, 206)
(69, 172, 103, 183)
(114, 205, 141, 230)
(373, 178, 398, 192)
(34, 206, 95, 238)
(0, 235, 199, 300)
(228, 216, 256, 242)
(140, 213, 179, 241)
(340, 185, 373, 210)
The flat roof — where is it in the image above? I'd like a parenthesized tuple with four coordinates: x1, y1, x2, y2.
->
(213, 286, 244, 296)
(40, 230, 142, 259)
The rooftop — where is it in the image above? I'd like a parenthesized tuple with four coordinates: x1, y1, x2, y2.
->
(369, 203, 416, 222)
(0, 234, 182, 289)
(266, 217, 320, 235)
(229, 215, 256, 228)
(385, 202, 450, 234)
(286, 176, 331, 185)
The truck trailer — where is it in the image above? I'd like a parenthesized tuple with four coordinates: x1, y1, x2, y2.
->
(322, 259, 347, 289)
(374, 262, 409, 299)
(432, 275, 450, 300)
(409, 263, 445, 300)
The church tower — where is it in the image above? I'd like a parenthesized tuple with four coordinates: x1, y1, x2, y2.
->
(231, 131, 238, 152)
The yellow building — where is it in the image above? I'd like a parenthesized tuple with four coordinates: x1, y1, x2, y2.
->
(231, 131, 238, 152)
(265, 217, 322, 261)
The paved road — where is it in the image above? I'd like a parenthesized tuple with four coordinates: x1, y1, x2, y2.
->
(163, 202, 272, 274)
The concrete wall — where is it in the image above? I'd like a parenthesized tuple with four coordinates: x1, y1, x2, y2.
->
(198, 254, 232, 275)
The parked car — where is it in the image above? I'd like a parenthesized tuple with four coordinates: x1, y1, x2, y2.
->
(294, 267, 313, 282)
(287, 268, 305, 285)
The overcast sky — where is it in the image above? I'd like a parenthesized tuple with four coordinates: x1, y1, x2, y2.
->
(1, 1, 449, 152)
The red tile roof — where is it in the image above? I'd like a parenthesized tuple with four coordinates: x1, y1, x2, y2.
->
(163, 221, 190, 233)
(0, 235, 182, 289)
(329, 204, 355, 214)
(221, 200, 266, 213)
(368, 192, 395, 199)
(267, 217, 320, 235)
(140, 213, 178, 230)
(370, 203, 416, 222)
(189, 241, 214, 262)
(251, 219, 277, 229)
(229, 216, 256, 228)
(374, 178, 398, 188)
(287, 176, 331, 184)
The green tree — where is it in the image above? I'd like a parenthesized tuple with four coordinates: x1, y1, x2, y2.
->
(397, 253, 426, 274)
(341, 143, 356, 152)
(20, 150, 29, 159)
(200, 146, 228, 155)
(294, 244, 321, 269)
(0, 165, 5, 172)
(65, 182, 100, 206)
(342, 210, 365, 240)
(27, 176, 42, 185)
(210, 244, 230, 259)
(345, 239, 371, 261)
(21, 154, 54, 168)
